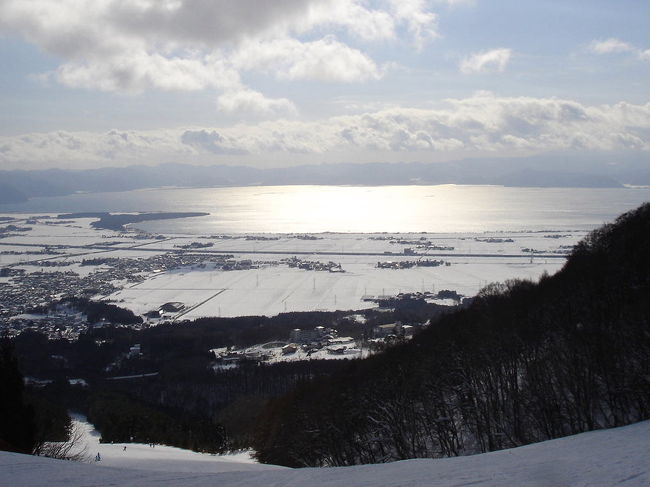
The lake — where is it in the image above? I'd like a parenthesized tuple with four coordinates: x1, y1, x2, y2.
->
(2, 185, 649, 234)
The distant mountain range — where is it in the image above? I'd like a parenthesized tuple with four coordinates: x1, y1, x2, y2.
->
(1, 151, 648, 204)
(0, 183, 28, 204)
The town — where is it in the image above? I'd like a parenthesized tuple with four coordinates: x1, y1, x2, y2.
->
(211, 319, 426, 368)
(1, 212, 580, 344)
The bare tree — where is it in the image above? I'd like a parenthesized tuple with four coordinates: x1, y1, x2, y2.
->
(34, 422, 90, 462)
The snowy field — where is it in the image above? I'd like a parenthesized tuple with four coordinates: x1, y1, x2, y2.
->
(2, 214, 584, 318)
(110, 257, 565, 318)
(211, 336, 369, 365)
(61, 416, 283, 475)
(2, 420, 649, 487)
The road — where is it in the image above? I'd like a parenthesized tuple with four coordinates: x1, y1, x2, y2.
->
(0, 241, 568, 262)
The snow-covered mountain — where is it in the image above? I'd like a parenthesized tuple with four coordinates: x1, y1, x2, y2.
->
(2, 420, 648, 487)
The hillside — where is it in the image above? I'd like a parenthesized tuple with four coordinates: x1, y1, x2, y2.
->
(1, 420, 648, 487)
(254, 202, 650, 466)
(1, 152, 646, 205)
(0, 182, 27, 204)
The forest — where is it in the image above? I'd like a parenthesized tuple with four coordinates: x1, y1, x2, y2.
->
(5, 298, 446, 453)
(252, 202, 650, 466)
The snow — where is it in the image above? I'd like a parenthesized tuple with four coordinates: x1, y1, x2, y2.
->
(1, 214, 582, 318)
(212, 338, 371, 365)
(2, 420, 648, 487)
(109, 257, 565, 318)
(63, 415, 284, 474)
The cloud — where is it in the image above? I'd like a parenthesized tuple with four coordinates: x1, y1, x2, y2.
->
(0, 0, 438, 101)
(460, 48, 512, 74)
(216, 90, 298, 119)
(386, 0, 439, 49)
(0, 0, 323, 57)
(49, 52, 240, 93)
(588, 38, 634, 54)
(232, 37, 382, 83)
(587, 38, 650, 61)
(304, 0, 396, 41)
(180, 130, 248, 154)
(432, 0, 475, 6)
(2, 95, 649, 169)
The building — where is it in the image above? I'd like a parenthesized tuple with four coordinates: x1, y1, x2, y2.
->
(373, 323, 398, 338)
(282, 344, 298, 355)
(159, 302, 184, 313)
(289, 327, 328, 344)
(128, 344, 142, 358)
(401, 325, 415, 337)
(289, 328, 319, 343)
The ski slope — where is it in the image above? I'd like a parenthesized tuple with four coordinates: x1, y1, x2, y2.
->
(60, 416, 284, 474)
(2, 421, 649, 487)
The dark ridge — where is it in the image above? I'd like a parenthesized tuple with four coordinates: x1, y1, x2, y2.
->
(0, 183, 27, 204)
(57, 212, 110, 219)
(253, 202, 650, 467)
(1, 151, 647, 205)
(89, 212, 210, 231)
(496, 169, 623, 188)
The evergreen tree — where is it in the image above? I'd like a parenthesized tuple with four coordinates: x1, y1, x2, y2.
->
(0, 336, 36, 453)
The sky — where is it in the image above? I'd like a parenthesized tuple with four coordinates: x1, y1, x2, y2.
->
(0, 0, 649, 170)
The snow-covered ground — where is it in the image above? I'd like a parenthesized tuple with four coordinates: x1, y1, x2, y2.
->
(2, 214, 582, 318)
(65, 415, 284, 474)
(211, 336, 369, 365)
(2, 420, 648, 487)
(108, 256, 565, 318)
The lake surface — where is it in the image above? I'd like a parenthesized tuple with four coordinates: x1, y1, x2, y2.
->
(2, 185, 649, 234)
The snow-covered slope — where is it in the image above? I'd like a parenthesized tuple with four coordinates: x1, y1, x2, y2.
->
(2, 421, 649, 487)
(62, 415, 282, 474)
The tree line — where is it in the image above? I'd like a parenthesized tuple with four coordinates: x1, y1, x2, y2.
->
(0, 337, 72, 455)
(252, 202, 650, 466)
(7, 301, 446, 454)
